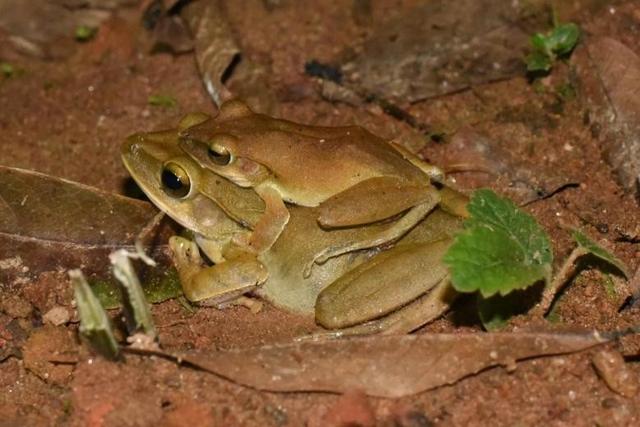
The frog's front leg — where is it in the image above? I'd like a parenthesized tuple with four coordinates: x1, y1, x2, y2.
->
(238, 186, 290, 253)
(169, 236, 268, 304)
(314, 239, 453, 333)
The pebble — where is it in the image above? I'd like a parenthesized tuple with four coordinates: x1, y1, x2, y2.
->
(43, 306, 71, 326)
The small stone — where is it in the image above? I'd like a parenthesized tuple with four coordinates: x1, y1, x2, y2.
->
(43, 306, 71, 326)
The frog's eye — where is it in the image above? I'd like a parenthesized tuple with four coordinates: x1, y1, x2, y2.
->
(161, 162, 191, 198)
(208, 142, 232, 165)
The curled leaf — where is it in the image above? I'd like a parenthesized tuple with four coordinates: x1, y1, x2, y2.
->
(572, 230, 629, 278)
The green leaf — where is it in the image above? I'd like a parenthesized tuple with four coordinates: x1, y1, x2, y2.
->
(526, 51, 553, 72)
(443, 189, 553, 298)
(571, 230, 629, 277)
(547, 23, 580, 56)
(148, 94, 177, 108)
(530, 33, 551, 55)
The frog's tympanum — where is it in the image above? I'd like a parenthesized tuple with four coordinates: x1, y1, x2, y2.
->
(176, 100, 449, 254)
(122, 110, 468, 336)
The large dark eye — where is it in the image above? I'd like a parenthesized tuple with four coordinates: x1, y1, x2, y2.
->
(208, 142, 232, 165)
(161, 162, 191, 198)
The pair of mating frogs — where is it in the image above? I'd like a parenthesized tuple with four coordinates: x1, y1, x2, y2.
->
(121, 100, 469, 336)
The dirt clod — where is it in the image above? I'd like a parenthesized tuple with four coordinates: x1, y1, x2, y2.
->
(592, 348, 638, 398)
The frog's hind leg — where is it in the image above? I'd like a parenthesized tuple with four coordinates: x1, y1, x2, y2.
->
(314, 239, 452, 330)
(317, 177, 439, 228)
(307, 279, 456, 339)
(304, 197, 438, 278)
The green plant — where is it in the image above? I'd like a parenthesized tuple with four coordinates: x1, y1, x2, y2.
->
(75, 25, 97, 42)
(526, 22, 580, 74)
(443, 189, 553, 297)
(148, 94, 178, 108)
(444, 189, 628, 330)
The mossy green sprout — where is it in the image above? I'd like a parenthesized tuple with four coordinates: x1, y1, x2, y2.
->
(148, 94, 178, 108)
(526, 22, 580, 74)
(75, 25, 97, 42)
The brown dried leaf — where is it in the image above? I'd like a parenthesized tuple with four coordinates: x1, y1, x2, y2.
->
(170, 332, 608, 398)
(341, 0, 542, 102)
(0, 0, 128, 59)
(575, 37, 640, 194)
(180, 0, 277, 114)
(0, 165, 167, 280)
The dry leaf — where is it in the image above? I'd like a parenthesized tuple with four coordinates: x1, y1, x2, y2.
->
(575, 37, 640, 194)
(0, 165, 169, 281)
(162, 331, 608, 398)
(0, 0, 131, 58)
(180, 0, 277, 114)
(341, 0, 543, 102)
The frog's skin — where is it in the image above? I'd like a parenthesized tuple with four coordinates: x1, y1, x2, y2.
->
(177, 100, 445, 254)
(122, 128, 468, 335)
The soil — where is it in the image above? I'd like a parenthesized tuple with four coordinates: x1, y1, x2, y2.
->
(1, 1, 640, 426)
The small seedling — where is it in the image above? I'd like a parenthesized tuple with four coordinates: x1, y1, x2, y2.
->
(148, 94, 178, 108)
(526, 22, 580, 74)
(1, 62, 14, 78)
(75, 25, 97, 42)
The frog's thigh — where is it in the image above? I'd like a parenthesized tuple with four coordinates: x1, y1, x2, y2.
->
(312, 279, 456, 338)
(315, 239, 451, 329)
(169, 236, 268, 303)
(245, 186, 290, 253)
(318, 177, 439, 228)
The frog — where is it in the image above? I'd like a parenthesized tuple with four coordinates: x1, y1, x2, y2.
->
(176, 100, 448, 257)
(122, 126, 468, 335)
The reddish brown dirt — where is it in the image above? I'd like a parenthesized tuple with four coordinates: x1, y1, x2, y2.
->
(1, 1, 640, 426)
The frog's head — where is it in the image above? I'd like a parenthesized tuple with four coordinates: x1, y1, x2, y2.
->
(121, 131, 240, 239)
(177, 100, 275, 188)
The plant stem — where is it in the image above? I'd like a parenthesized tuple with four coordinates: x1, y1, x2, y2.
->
(535, 246, 588, 316)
